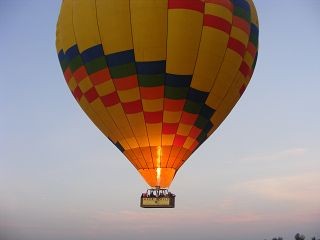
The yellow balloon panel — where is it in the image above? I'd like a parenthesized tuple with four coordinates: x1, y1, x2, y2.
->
(130, 0, 168, 61)
(96, 0, 133, 54)
(56, 0, 259, 188)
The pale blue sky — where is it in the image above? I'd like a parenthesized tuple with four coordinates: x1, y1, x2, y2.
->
(1, 1, 320, 240)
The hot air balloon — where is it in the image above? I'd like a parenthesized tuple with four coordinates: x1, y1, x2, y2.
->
(56, 0, 259, 208)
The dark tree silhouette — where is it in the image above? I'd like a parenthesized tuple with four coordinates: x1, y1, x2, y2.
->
(264, 233, 319, 240)
(295, 233, 306, 240)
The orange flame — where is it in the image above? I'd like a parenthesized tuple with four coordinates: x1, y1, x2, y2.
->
(156, 146, 162, 186)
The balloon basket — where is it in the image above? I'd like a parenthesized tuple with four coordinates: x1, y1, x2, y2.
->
(140, 187, 175, 208)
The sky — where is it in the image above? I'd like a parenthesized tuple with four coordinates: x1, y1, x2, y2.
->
(1, 1, 320, 240)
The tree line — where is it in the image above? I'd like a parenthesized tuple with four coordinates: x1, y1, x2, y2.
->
(267, 233, 319, 240)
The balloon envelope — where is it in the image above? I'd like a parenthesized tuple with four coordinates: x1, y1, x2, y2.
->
(56, 0, 259, 188)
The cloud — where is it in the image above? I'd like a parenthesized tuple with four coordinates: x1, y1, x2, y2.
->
(240, 147, 307, 162)
(89, 208, 265, 234)
(87, 171, 320, 235)
(236, 172, 320, 208)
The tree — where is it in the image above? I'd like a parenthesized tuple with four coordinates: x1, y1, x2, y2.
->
(295, 233, 305, 240)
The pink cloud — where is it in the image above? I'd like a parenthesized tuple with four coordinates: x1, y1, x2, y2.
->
(237, 172, 320, 206)
(240, 147, 307, 162)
